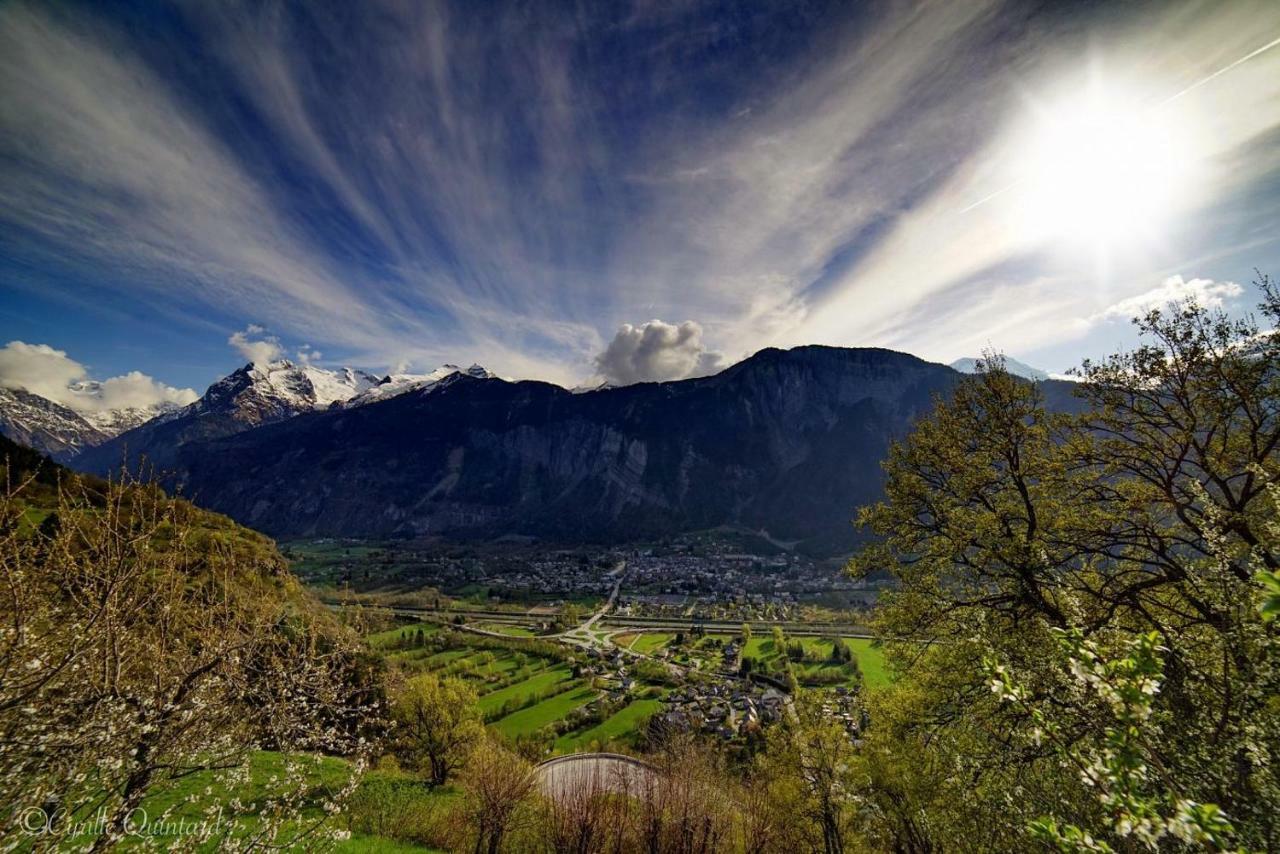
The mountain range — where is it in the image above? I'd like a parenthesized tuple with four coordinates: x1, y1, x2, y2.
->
(2, 360, 494, 464)
(11, 346, 1075, 556)
(0, 386, 185, 460)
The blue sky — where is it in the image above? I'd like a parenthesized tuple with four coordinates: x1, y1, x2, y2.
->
(2, 0, 1280, 403)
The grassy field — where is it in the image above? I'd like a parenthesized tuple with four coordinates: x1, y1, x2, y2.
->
(369, 621, 441, 649)
(491, 684, 597, 740)
(461, 651, 528, 678)
(630, 632, 675, 654)
(555, 697, 663, 751)
(847, 637, 889, 688)
(371, 619, 884, 763)
(476, 666, 573, 715)
(685, 633, 891, 689)
(283, 540, 385, 584)
(417, 649, 474, 668)
(57, 751, 444, 852)
(372, 626, 647, 749)
(474, 622, 538, 637)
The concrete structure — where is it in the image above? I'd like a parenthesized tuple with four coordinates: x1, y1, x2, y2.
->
(534, 752, 660, 802)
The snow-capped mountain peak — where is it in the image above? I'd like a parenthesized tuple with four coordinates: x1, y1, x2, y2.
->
(0, 386, 106, 460)
(197, 359, 382, 425)
(343, 363, 495, 407)
(195, 359, 493, 420)
(2, 358, 496, 463)
(0, 381, 193, 460)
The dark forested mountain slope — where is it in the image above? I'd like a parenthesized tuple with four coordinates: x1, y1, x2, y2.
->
(75, 346, 1078, 555)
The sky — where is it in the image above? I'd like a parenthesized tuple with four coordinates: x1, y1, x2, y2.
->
(2, 0, 1280, 407)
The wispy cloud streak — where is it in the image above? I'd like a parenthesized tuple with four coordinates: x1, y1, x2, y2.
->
(1, 0, 1279, 384)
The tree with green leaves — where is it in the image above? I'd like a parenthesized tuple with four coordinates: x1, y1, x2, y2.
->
(848, 277, 1280, 850)
(392, 674, 484, 787)
(767, 693, 858, 854)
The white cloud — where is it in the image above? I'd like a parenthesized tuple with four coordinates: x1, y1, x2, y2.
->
(228, 327, 283, 365)
(594, 320, 724, 385)
(0, 342, 86, 403)
(0, 341, 196, 413)
(296, 344, 322, 365)
(1093, 275, 1244, 322)
(93, 371, 198, 411)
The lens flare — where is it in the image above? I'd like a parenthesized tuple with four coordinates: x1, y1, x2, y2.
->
(1008, 80, 1201, 257)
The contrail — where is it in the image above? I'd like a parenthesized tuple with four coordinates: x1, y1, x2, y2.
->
(1160, 34, 1280, 106)
(959, 33, 1280, 215)
(959, 183, 1017, 214)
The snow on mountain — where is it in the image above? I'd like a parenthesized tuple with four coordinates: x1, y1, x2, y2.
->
(0, 386, 108, 460)
(570, 380, 618, 394)
(82, 402, 187, 434)
(91, 358, 492, 438)
(0, 379, 193, 461)
(193, 360, 383, 427)
(344, 363, 494, 407)
(73, 359, 496, 472)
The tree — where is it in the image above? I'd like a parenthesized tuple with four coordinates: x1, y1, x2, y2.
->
(771, 626, 786, 655)
(561, 603, 582, 630)
(990, 630, 1240, 852)
(458, 737, 536, 854)
(847, 279, 1280, 850)
(770, 694, 858, 854)
(741, 623, 752, 645)
(393, 674, 483, 786)
(634, 737, 736, 854)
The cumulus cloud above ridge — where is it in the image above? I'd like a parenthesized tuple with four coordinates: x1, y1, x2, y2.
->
(594, 320, 724, 385)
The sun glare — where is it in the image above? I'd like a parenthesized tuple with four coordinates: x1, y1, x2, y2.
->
(1009, 79, 1200, 259)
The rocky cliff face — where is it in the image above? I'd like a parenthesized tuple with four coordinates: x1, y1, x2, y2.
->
(0, 380, 192, 461)
(77, 346, 1016, 555)
(0, 387, 108, 460)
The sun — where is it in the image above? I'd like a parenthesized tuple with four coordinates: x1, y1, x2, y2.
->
(1008, 77, 1201, 259)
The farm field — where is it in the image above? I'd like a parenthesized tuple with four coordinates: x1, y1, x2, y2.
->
(477, 666, 574, 716)
(630, 632, 675, 654)
(846, 637, 889, 688)
(369, 621, 441, 649)
(367, 619, 886, 766)
(648, 631, 889, 689)
(490, 684, 597, 740)
(474, 621, 538, 637)
(555, 697, 664, 752)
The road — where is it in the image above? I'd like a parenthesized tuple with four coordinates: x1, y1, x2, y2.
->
(559, 565, 626, 647)
(371, 603, 871, 639)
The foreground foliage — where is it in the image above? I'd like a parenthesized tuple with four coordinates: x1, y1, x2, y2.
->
(0, 446, 380, 850)
(848, 279, 1280, 851)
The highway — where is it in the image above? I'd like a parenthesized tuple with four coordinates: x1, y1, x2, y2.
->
(372, 603, 871, 639)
